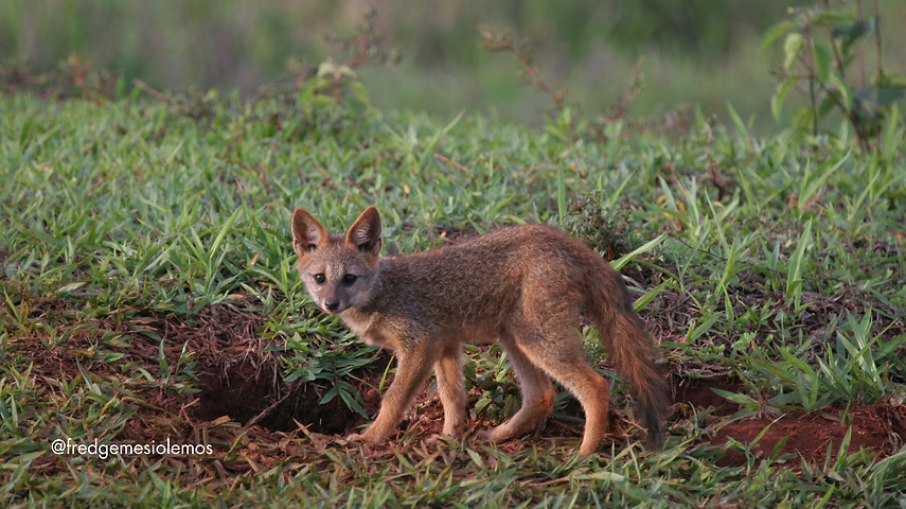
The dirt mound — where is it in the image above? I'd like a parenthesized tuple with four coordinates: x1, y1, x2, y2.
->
(671, 373, 906, 466)
(712, 403, 906, 467)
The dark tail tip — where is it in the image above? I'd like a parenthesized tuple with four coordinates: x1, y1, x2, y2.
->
(636, 377, 669, 450)
(644, 404, 666, 449)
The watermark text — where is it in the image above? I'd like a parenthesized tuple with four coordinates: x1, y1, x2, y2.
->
(51, 438, 213, 460)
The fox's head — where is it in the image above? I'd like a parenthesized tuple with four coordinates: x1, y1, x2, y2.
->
(291, 206, 382, 314)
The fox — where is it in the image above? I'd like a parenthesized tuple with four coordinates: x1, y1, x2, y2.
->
(290, 205, 668, 456)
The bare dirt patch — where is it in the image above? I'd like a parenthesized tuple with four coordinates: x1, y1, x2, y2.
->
(671, 373, 906, 466)
(673, 373, 742, 417)
(712, 402, 906, 467)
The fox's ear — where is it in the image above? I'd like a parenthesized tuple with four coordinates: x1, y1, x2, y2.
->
(292, 208, 329, 257)
(345, 205, 382, 255)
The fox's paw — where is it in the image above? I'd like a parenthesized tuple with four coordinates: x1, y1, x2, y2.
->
(477, 426, 510, 444)
(424, 433, 459, 447)
(345, 432, 371, 443)
(345, 431, 381, 444)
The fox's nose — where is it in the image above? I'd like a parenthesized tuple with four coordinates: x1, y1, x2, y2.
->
(324, 300, 340, 312)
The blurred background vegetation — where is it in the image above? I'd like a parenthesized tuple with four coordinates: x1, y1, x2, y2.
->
(2, 0, 904, 132)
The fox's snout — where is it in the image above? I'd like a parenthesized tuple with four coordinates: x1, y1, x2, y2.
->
(311, 284, 352, 314)
(321, 297, 349, 314)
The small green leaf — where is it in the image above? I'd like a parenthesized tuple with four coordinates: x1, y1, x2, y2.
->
(762, 20, 798, 50)
(772, 77, 798, 122)
(466, 448, 484, 468)
(57, 281, 87, 295)
(828, 73, 852, 111)
(813, 42, 833, 83)
(712, 388, 759, 409)
(727, 102, 749, 139)
(818, 95, 838, 118)
(573, 471, 626, 482)
(814, 10, 855, 28)
(209, 207, 241, 258)
(783, 33, 805, 71)
(158, 339, 169, 379)
(786, 220, 812, 309)
(114, 74, 127, 101)
(338, 385, 367, 418)
(779, 347, 816, 378)
(610, 233, 665, 271)
(320, 386, 338, 404)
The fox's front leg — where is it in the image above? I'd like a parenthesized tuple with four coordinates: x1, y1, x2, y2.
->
(347, 340, 438, 444)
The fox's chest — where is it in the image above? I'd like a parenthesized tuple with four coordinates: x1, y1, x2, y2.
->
(339, 311, 401, 351)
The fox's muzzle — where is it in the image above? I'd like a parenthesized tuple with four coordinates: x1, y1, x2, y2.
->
(321, 298, 350, 314)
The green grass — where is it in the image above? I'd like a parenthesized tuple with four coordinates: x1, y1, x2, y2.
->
(1, 84, 905, 507)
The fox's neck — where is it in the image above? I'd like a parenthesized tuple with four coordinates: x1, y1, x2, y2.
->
(337, 277, 387, 346)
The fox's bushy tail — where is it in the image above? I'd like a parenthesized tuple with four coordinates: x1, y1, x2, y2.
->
(587, 267, 669, 448)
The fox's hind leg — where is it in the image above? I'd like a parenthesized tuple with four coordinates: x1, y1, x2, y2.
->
(484, 334, 557, 443)
(508, 320, 610, 456)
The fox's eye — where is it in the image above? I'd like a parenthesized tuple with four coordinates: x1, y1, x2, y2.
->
(313, 273, 326, 284)
(342, 274, 358, 286)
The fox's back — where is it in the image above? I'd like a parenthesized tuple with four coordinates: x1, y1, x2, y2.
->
(368, 224, 616, 330)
